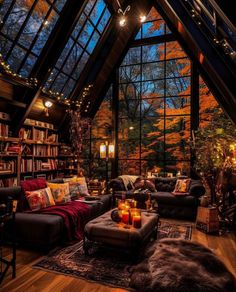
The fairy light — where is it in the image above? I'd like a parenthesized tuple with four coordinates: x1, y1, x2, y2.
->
(0, 54, 38, 87)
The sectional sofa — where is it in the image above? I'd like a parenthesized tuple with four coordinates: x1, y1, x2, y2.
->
(0, 178, 111, 251)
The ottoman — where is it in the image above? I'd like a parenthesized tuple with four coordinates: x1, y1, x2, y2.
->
(84, 209, 159, 258)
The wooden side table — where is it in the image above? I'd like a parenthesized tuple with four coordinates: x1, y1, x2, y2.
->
(196, 206, 219, 233)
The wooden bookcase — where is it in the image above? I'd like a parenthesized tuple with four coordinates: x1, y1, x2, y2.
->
(0, 117, 76, 187)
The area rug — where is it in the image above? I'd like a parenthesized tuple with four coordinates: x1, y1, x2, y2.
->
(33, 221, 192, 289)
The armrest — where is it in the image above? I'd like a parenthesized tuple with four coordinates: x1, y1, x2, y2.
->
(189, 180, 205, 198)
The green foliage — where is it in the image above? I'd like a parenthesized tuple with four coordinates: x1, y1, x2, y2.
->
(192, 112, 236, 176)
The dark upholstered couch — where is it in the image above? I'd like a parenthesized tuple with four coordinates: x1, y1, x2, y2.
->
(110, 177, 205, 220)
(0, 179, 111, 250)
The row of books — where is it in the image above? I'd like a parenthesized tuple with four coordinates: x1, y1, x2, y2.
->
(0, 123, 9, 137)
(19, 128, 58, 143)
(33, 145, 58, 156)
(21, 159, 33, 172)
(0, 160, 15, 174)
(21, 159, 58, 172)
(34, 159, 58, 171)
(0, 177, 17, 187)
(24, 118, 54, 129)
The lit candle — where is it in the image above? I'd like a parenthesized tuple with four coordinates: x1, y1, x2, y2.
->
(122, 210, 129, 225)
(132, 215, 141, 228)
(118, 202, 126, 210)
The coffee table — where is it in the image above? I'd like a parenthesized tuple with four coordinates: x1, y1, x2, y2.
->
(83, 209, 159, 259)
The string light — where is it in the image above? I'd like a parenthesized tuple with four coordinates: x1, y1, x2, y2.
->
(0, 53, 38, 87)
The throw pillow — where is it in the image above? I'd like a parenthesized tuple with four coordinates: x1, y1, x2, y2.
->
(20, 178, 47, 211)
(47, 182, 71, 204)
(74, 177, 89, 196)
(134, 178, 157, 192)
(25, 187, 55, 211)
(63, 177, 80, 200)
(172, 179, 191, 196)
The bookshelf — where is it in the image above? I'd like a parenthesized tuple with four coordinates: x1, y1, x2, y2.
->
(0, 116, 76, 186)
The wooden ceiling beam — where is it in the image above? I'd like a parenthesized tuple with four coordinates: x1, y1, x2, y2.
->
(11, 0, 87, 134)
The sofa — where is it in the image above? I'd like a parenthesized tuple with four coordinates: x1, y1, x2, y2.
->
(110, 177, 205, 220)
(0, 178, 111, 251)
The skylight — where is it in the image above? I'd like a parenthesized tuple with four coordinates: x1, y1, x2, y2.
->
(43, 0, 111, 100)
(135, 7, 171, 40)
(0, 0, 67, 78)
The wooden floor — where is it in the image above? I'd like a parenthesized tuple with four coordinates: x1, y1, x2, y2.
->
(1, 221, 235, 292)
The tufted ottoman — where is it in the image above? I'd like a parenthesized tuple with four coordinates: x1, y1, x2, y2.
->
(83, 209, 159, 259)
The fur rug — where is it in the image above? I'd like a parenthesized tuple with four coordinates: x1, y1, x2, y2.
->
(130, 238, 236, 292)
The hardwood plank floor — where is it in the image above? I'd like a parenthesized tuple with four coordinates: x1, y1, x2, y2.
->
(1, 221, 235, 292)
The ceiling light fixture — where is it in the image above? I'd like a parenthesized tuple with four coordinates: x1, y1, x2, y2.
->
(116, 0, 131, 27)
(139, 14, 147, 23)
(116, 0, 147, 27)
(43, 100, 53, 117)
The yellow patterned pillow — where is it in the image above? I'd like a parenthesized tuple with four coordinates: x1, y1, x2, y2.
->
(172, 179, 191, 195)
(47, 182, 70, 204)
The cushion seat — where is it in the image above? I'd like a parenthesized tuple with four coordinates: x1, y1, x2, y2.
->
(151, 192, 198, 207)
(14, 213, 64, 249)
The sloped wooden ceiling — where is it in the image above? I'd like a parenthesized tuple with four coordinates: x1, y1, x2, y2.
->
(0, 0, 235, 129)
(81, 0, 236, 124)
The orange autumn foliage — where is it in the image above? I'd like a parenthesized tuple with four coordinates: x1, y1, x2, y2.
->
(23, 0, 55, 20)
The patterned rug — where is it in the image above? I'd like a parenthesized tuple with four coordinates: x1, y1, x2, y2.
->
(33, 221, 192, 289)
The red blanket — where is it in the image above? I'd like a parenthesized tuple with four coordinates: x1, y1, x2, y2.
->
(32, 201, 90, 243)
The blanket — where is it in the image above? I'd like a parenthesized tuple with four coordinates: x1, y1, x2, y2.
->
(33, 201, 90, 243)
(118, 175, 139, 191)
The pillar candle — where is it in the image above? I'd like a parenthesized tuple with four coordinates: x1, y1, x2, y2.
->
(122, 210, 129, 225)
(133, 215, 141, 228)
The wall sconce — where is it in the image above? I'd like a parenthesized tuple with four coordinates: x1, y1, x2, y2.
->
(43, 100, 53, 117)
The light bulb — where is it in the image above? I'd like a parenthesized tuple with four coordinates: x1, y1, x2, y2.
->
(44, 100, 53, 108)
(140, 15, 146, 23)
(119, 16, 126, 27)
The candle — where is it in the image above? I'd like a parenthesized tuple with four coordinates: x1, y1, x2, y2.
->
(118, 201, 126, 210)
(122, 210, 129, 225)
(132, 215, 141, 228)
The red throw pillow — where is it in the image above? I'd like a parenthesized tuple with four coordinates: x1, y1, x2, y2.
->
(20, 178, 47, 211)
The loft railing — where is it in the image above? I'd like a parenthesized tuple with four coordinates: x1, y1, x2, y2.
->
(178, 0, 236, 65)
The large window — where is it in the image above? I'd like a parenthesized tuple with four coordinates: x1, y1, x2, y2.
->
(199, 76, 222, 128)
(80, 86, 113, 178)
(118, 8, 191, 176)
(44, 0, 111, 99)
(0, 0, 67, 77)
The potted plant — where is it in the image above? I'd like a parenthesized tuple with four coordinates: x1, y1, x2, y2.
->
(191, 113, 236, 203)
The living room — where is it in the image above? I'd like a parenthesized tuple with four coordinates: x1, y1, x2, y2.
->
(0, 0, 235, 291)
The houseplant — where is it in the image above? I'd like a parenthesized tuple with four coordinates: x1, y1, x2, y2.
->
(191, 112, 236, 203)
